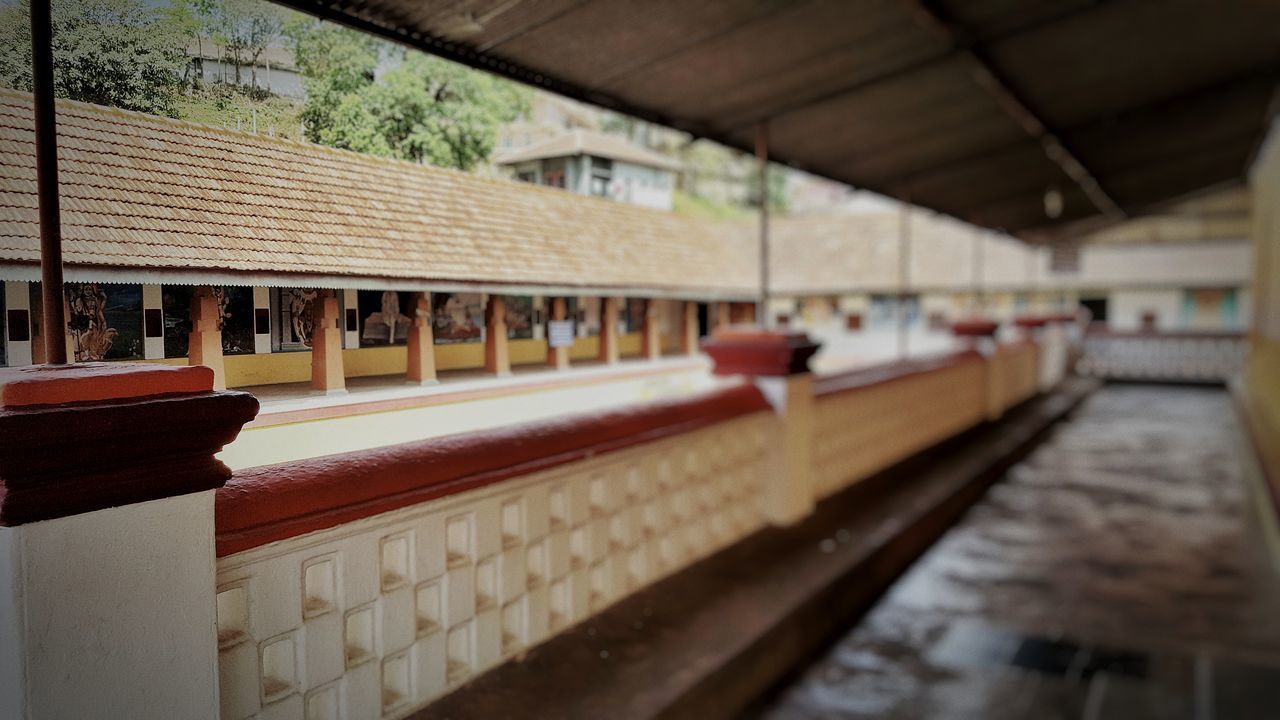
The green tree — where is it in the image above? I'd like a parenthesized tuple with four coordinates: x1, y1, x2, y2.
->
(211, 0, 285, 87)
(290, 21, 530, 170)
(159, 0, 218, 86)
(0, 0, 188, 117)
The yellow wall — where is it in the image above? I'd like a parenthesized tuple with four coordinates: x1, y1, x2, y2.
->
(510, 338, 548, 366)
(569, 336, 600, 361)
(433, 342, 484, 371)
(619, 332, 642, 357)
(1248, 120, 1280, 465)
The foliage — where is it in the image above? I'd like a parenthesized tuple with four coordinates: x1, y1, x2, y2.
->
(0, 0, 188, 117)
(172, 82, 305, 140)
(210, 0, 284, 85)
(671, 189, 752, 221)
(289, 20, 531, 170)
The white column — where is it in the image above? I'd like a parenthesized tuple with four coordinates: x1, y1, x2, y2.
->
(0, 493, 221, 719)
(142, 284, 164, 360)
(252, 287, 271, 354)
(342, 288, 359, 349)
(4, 281, 32, 366)
(532, 296, 546, 340)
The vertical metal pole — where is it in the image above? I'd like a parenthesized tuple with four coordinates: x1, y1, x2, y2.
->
(755, 122, 769, 327)
(31, 0, 67, 364)
(896, 200, 911, 359)
(973, 227, 985, 316)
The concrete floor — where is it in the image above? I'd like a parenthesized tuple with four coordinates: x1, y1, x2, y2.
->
(758, 385, 1280, 719)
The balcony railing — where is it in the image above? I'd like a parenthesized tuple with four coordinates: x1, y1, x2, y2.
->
(1077, 329, 1247, 383)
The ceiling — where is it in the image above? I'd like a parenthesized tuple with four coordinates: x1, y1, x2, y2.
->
(277, 0, 1280, 239)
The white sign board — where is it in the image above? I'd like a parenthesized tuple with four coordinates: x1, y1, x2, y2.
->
(547, 320, 575, 348)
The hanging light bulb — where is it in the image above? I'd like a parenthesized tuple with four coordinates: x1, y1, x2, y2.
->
(1044, 186, 1064, 219)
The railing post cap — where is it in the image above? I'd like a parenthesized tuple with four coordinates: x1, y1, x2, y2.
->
(0, 362, 214, 408)
(951, 319, 1001, 338)
(700, 327, 821, 376)
(0, 362, 258, 526)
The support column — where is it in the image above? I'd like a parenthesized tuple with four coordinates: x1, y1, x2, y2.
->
(406, 292, 437, 385)
(681, 301, 700, 355)
(702, 330, 821, 525)
(715, 301, 732, 333)
(188, 286, 226, 391)
(310, 290, 345, 394)
(598, 296, 620, 365)
(485, 295, 511, 377)
(642, 299, 662, 361)
(546, 297, 570, 371)
(0, 362, 257, 720)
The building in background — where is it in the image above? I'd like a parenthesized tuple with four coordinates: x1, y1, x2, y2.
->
(494, 129, 682, 211)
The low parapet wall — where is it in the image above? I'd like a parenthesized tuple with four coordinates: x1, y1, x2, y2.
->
(812, 351, 988, 498)
(212, 384, 775, 719)
(209, 337, 1052, 719)
(1078, 329, 1247, 383)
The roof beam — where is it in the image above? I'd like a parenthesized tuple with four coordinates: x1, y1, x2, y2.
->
(901, 0, 1126, 223)
(717, 1, 1103, 135)
(878, 63, 1280, 191)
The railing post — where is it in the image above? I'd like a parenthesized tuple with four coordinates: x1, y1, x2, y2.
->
(188, 286, 226, 391)
(642, 299, 662, 360)
(681, 300, 700, 355)
(599, 296, 620, 365)
(485, 294, 511, 376)
(406, 292, 438, 385)
(702, 329, 821, 525)
(0, 363, 257, 719)
(311, 290, 346, 394)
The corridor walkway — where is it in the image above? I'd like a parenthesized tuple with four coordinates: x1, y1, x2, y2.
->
(758, 385, 1280, 719)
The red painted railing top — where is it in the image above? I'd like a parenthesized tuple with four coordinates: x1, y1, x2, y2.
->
(215, 383, 770, 557)
(812, 350, 984, 398)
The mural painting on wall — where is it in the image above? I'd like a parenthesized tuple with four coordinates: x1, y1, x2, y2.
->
(277, 288, 320, 351)
(506, 296, 534, 340)
(626, 298, 646, 333)
(162, 286, 255, 358)
(431, 292, 483, 344)
(581, 297, 601, 337)
(358, 290, 414, 345)
(563, 297, 580, 335)
(65, 282, 143, 361)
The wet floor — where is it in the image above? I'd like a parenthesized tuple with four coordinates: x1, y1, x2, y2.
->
(757, 385, 1280, 719)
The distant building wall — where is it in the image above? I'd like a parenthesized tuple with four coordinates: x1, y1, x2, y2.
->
(196, 59, 306, 99)
(1107, 289, 1185, 331)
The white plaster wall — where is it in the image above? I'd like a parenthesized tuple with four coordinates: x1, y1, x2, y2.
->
(143, 284, 164, 359)
(253, 287, 272, 355)
(0, 492, 219, 720)
(610, 162, 673, 211)
(1108, 289, 1185, 331)
(343, 289, 360, 349)
(1073, 241, 1252, 289)
(4, 280, 31, 366)
(215, 414, 770, 719)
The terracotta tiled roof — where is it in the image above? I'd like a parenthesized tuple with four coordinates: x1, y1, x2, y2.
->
(0, 90, 756, 298)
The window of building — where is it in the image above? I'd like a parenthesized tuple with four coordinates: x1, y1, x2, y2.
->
(542, 158, 566, 189)
(589, 157, 613, 198)
(515, 171, 537, 184)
